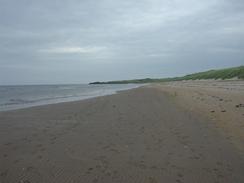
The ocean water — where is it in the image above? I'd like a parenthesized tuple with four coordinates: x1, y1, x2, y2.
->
(0, 84, 141, 111)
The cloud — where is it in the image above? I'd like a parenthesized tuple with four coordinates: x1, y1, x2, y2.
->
(0, 0, 244, 84)
(39, 46, 107, 54)
(111, 0, 218, 32)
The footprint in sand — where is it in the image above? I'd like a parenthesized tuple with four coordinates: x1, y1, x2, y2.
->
(176, 173, 184, 183)
(0, 170, 8, 178)
(176, 179, 183, 183)
(4, 142, 12, 146)
(14, 159, 20, 164)
(86, 167, 94, 174)
(19, 180, 31, 183)
(177, 173, 184, 178)
(148, 177, 158, 183)
(37, 155, 43, 159)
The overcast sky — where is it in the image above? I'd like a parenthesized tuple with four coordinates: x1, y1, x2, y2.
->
(0, 0, 244, 85)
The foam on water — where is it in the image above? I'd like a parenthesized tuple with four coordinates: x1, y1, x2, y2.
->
(0, 84, 142, 111)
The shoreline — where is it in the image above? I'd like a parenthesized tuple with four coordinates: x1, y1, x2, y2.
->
(0, 90, 136, 114)
(0, 84, 143, 112)
(1, 82, 244, 183)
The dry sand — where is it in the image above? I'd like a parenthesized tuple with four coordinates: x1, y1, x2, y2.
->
(154, 80, 244, 152)
(0, 82, 244, 183)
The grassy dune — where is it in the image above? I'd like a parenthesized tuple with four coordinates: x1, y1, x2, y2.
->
(90, 66, 244, 84)
(181, 66, 244, 80)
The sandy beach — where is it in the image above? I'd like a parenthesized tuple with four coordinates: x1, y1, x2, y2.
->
(0, 81, 244, 183)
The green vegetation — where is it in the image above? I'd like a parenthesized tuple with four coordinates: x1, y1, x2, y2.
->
(89, 65, 244, 84)
(180, 66, 244, 80)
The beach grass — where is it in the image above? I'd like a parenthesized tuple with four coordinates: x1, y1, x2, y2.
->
(180, 65, 244, 80)
(90, 65, 244, 84)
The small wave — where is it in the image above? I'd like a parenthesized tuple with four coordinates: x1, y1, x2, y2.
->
(0, 84, 142, 111)
(2, 99, 34, 106)
(1, 94, 83, 106)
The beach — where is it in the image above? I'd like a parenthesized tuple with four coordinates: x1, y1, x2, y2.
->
(0, 81, 244, 183)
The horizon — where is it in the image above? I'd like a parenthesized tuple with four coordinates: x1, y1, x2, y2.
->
(0, 65, 242, 86)
(1, 0, 244, 85)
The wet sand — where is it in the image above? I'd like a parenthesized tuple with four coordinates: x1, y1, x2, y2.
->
(0, 84, 244, 183)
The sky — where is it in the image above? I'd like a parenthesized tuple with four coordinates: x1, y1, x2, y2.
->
(0, 0, 244, 85)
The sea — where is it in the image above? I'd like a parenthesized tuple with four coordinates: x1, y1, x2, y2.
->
(0, 84, 142, 111)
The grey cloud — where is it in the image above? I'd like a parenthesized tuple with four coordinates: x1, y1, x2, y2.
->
(0, 0, 244, 85)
